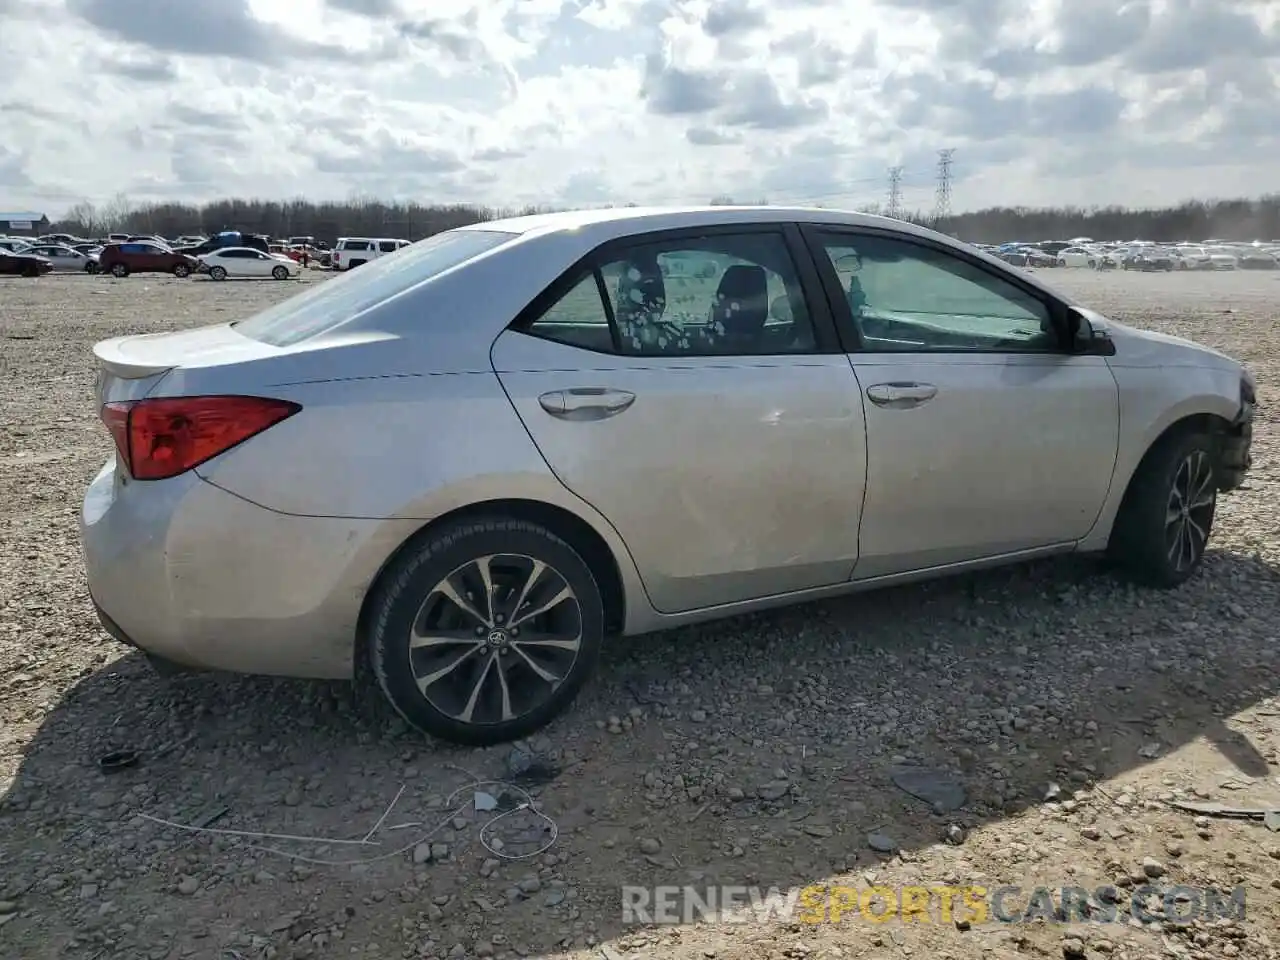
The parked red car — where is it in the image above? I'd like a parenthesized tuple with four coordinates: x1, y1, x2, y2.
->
(0, 250, 53, 277)
(97, 242, 200, 278)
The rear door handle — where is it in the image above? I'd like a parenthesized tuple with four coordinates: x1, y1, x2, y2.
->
(865, 381, 937, 409)
(538, 388, 636, 421)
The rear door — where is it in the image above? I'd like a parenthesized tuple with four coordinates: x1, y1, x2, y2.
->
(802, 225, 1120, 579)
(343, 240, 371, 265)
(492, 224, 868, 614)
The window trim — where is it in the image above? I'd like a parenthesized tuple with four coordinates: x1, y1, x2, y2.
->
(798, 223, 1073, 356)
(510, 222, 843, 357)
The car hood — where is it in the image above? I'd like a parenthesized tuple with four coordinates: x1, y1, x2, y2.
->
(1090, 311, 1239, 371)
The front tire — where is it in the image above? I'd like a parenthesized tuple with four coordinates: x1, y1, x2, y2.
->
(209, 265, 227, 281)
(368, 518, 605, 746)
(110, 263, 128, 278)
(173, 263, 191, 278)
(272, 265, 289, 280)
(1108, 429, 1217, 588)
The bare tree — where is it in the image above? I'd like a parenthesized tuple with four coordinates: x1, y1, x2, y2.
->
(63, 201, 100, 235)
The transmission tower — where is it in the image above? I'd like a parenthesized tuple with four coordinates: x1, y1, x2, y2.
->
(886, 166, 904, 219)
(934, 149, 955, 221)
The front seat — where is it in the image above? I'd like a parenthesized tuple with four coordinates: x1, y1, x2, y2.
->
(614, 254, 667, 352)
(710, 264, 769, 352)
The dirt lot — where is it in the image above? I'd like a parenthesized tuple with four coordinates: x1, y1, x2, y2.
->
(2, 268, 1280, 960)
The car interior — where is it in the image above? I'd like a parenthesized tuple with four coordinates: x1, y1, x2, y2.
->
(528, 238, 818, 356)
(826, 240, 1061, 352)
(526, 233, 1064, 356)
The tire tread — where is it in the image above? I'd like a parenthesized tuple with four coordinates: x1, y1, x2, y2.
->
(1108, 428, 1214, 588)
(367, 517, 603, 745)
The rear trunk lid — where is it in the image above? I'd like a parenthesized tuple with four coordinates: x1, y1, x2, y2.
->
(93, 322, 281, 404)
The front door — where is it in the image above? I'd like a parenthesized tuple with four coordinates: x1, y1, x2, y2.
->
(804, 227, 1121, 579)
(493, 226, 867, 614)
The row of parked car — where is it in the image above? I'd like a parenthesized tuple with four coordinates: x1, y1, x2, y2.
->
(0, 229, 413, 279)
(974, 238, 1280, 271)
(0, 235, 299, 280)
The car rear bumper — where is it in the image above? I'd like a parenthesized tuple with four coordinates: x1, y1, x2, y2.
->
(80, 457, 414, 680)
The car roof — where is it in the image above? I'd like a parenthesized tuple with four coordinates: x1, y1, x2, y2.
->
(460, 205, 932, 239)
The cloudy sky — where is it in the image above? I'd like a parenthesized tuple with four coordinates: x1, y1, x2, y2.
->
(1, 0, 1277, 217)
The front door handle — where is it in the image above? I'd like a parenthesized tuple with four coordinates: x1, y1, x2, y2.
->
(865, 381, 937, 409)
(538, 388, 636, 421)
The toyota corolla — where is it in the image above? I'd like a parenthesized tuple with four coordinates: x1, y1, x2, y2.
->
(81, 206, 1254, 745)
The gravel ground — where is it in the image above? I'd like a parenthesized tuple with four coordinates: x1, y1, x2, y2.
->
(2, 269, 1279, 960)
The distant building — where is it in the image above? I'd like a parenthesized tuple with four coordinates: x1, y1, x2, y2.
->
(0, 212, 50, 236)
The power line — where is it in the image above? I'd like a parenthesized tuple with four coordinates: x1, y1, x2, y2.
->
(934, 149, 955, 221)
(886, 166, 904, 219)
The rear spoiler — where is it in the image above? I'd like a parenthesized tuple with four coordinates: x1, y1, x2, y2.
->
(92, 338, 174, 379)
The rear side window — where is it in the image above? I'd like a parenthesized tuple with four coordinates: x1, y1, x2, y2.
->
(342, 240, 371, 251)
(233, 229, 514, 347)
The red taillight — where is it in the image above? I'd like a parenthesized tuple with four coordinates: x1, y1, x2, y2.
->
(99, 396, 300, 481)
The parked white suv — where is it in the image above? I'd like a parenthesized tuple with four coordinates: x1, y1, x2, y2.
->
(332, 237, 411, 271)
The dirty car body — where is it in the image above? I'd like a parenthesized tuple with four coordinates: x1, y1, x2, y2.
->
(81, 206, 1255, 745)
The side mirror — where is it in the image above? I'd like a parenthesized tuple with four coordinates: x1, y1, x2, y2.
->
(769, 295, 793, 322)
(1065, 307, 1116, 356)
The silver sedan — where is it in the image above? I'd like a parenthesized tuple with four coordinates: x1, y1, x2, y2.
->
(80, 206, 1256, 745)
(28, 243, 99, 273)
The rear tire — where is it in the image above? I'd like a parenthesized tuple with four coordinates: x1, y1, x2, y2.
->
(1108, 429, 1217, 588)
(110, 263, 128, 278)
(209, 266, 227, 281)
(367, 518, 605, 746)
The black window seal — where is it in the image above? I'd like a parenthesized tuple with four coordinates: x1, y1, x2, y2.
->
(592, 265, 622, 354)
(798, 222, 1075, 356)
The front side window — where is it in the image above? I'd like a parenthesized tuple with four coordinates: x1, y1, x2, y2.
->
(378, 240, 400, 253)
(527, 231, 818, 357)
(234, 229, 514, 347)
(815, 232, 1057, 352)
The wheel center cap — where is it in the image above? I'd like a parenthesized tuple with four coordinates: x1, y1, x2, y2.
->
(486, 629, 508, 649)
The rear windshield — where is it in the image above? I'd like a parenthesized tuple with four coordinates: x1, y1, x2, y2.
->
(233, 229, 514, 347)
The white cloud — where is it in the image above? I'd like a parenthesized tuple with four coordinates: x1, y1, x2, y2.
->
(2, 0, 1279, 216)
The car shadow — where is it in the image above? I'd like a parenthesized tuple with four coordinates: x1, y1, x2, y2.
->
(2, 549, 1279, 957)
